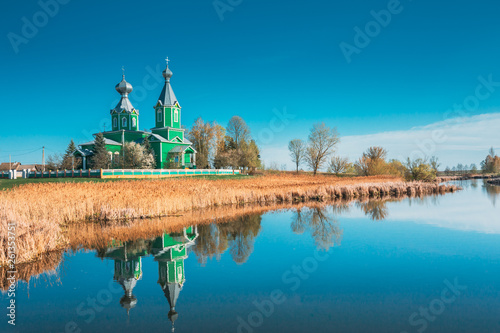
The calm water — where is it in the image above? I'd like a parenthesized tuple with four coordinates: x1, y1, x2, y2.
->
(3, 180, 500, 333)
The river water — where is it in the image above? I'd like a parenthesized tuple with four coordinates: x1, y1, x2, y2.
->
(3, 179, 500, 333)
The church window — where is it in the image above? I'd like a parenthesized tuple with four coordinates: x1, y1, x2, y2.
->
(122, 117, 127, 127)
(132, 117, 136, 127)
(157, 109, 162, 122)
(177, 266, 183, 281)
(174, 109, 179, 122)
(113, 117, 117, 128)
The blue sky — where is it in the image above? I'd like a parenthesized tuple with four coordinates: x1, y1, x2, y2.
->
(1, 0, 500, 169)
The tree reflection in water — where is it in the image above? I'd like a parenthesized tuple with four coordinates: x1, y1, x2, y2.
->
(484, 182, 500, 207)
(356, 200, 389, 221)
(291, 206, 343, 250)
(193, 213, 262, 265)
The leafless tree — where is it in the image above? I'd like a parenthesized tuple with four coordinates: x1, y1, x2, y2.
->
(328, 156, 350, 175)
(288, 139, 306, 173)
(226, 116, 250, 148)
(305, 123, 339, 175)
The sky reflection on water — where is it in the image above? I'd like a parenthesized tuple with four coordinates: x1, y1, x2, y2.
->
(3, 180, 500, 333)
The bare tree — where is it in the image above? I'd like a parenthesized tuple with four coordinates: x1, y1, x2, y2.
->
(288, 139, 306, 173)
(226, 116, 250, 148)
(305, 123, 339, 175)
(429, 156, 440, 173)
(364, 146, 387, 161)
(328, 156, 350, 175)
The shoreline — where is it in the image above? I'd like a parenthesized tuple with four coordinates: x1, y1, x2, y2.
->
(0, 175, 460, 266)
(486, 178, 500, 186)
(1, 189, 457, 288)
(437, 174, 498, 182)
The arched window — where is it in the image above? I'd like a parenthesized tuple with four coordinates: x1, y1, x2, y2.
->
(157, 109, 162, 122)
(113, 117, 117, 128)
(122, 117, 127, 127)
(132, 117, 136, 128)
(174, 109, 179, 122)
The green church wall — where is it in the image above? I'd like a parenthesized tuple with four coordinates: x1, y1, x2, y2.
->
(168, 129, 184, 141)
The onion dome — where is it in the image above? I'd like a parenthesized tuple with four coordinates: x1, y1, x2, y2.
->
(163, 66, 173, 81)
(163, 57, 173, 81)
(115, 75, 133, 97)
(111, 72, 137, 115)
(158, 58, 179, 106)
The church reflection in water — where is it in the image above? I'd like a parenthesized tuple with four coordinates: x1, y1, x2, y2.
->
(97, 211, 342, 330)
(100, 226, 199, 331)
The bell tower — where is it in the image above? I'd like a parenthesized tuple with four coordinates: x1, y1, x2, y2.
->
(154, 58, 181, 129)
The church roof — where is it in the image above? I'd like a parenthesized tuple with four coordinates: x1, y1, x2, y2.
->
(112, 97, 136, 114)
(158, 83, 178, 107)
(163, 282, 182, 311)
(74, 148, 94, 157)
(111, 75, 138, 114)
(157, 62, 179, 107)
(80, 138, 122, 146)
(169, 146, 190, 153)
(150, 133, 169, 143)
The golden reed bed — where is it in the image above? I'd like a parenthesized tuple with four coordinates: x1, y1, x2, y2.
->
(0, 174, 459, 265)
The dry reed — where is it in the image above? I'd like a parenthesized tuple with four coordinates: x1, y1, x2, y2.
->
(0, 174, 459, 265)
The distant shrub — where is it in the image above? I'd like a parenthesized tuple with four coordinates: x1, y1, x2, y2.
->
(403, 158, 436, 182)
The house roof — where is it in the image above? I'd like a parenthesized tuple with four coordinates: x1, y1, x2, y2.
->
(18, 164, 43, 171)
(0, 162, 21, 171)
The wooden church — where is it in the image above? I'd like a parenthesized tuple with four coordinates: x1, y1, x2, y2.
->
(75, 59, 197, 169)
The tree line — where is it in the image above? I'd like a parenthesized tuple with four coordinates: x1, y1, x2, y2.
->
(47, 115, 260, 171)
(443, 148, 500, 175)
(187, 115, 260, 171)
(289, 122, 440, 181)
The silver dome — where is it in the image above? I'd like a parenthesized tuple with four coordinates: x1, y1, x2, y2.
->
(115, 75, 133, 96)
(162, 66, 173, 81)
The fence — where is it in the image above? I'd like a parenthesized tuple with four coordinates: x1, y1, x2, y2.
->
(1, 169, 240, 180)
(100, 168, 240, 179)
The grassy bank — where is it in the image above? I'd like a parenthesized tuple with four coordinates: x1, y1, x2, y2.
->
(0, 174, 459, 265)
(0, 174, 252, 190)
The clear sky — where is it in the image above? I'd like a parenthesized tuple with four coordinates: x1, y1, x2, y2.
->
(1, 0, 500, 169)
